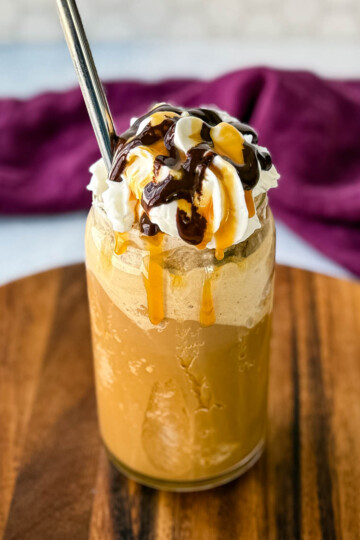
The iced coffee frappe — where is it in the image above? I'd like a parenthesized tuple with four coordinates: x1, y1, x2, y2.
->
(85, 103, 279, 490)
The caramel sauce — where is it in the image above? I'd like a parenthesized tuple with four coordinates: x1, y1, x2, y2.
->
(210, 123, 245, 165)
(142, 234, 165, 325)
(148, 139, 170, 160)
(210, 124, 256, 254)
(114, 232, 129, 255)
(215, 249, 224, 261)
(196, 199, 214, 250)
(200, 271, 216, 327)
(149, 111, 180, 126)
(211, 161, 238, 256)
(244, 190, 255, 218)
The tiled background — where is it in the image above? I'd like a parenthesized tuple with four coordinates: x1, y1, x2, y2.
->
(1, 0, 360, 42)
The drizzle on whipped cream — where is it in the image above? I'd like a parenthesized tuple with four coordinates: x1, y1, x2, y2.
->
(88, 103, 279, 253)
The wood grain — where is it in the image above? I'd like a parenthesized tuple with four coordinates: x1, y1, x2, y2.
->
(1, 264, 359, 540)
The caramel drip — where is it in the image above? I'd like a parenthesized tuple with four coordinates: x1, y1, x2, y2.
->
(210, 122, 245, 166)
(245, 190, 256, 218)
(196, 199, 214, 250)
(200, 271, 215, 327)
(215, 249, 224, 261)
(114, 232, 129, 255)
(142, 234, 164, 325)
(212, 161, 238, 257)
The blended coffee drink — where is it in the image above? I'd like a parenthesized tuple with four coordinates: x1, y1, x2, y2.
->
(85, 104, 279, 490)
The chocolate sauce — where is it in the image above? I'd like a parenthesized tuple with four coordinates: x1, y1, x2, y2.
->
(257, 149, 272, 171)
(176, 207, 207, 245)
(226, 145, 261, 190)
(144, 146, 215, 206)
(109, 103, 273, 242)
(200, 122, 212, 143)
(142, 146, 216, 244)
(140, 213, 160, 236)
(109, 118, 174, 181)
(118, 104, 182, 142)
(153, 123, 180, 173)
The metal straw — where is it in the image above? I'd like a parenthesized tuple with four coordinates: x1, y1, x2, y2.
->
(56, 0, 117, 172)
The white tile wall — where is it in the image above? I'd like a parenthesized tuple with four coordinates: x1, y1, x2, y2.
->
(0, 0, 360, 42)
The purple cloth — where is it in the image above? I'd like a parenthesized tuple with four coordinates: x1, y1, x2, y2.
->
(0, 68, 359, 275)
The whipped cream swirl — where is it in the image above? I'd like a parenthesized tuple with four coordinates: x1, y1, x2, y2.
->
(88, 103, 279, 252)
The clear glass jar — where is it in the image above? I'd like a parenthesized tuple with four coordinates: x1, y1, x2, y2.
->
(85, 194, 275, 491)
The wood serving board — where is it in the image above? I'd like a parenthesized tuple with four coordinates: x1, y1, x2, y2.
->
(1, 264, 360, 540)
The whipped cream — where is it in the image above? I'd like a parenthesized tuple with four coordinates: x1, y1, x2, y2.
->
(88, 104, 279, 251)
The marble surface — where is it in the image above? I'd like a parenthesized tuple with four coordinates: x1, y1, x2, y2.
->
(0, 42, 357, 284)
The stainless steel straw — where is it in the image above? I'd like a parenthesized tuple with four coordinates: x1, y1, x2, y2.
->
(56, 0, 117, 172)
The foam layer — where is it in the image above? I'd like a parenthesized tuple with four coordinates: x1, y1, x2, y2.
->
(85, 204, 275, 330)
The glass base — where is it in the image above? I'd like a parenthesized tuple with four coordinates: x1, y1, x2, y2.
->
(104, 438, 265, 492)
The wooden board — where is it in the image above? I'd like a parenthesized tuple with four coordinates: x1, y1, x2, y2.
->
(1, 264, 360, 540)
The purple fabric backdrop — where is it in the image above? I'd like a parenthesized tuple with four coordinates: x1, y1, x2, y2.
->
(0, 68, 359, 275)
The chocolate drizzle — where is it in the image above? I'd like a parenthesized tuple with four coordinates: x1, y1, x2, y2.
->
(140, 213, 160, 236)
(109, 119, 174, 181)
(176, 208, 207, 245)
(109, 103, 273, 242)
(142, 145, 218, 244)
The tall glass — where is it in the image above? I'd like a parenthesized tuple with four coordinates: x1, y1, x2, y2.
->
(85, 194, 275, 491)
